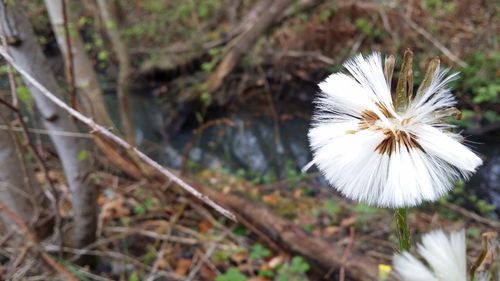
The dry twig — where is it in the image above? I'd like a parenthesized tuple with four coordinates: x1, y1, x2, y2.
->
(402, 14, 468, 68)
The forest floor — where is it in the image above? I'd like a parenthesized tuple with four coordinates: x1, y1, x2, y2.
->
(3, 164, 496, 281)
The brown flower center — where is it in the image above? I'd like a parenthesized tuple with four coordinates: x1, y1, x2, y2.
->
(357, 104, 423, 156)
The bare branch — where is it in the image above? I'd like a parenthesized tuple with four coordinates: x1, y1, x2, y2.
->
(403, 15, 468, 68)
(0, 48, 236, 221)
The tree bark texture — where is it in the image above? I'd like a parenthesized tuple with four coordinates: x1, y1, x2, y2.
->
(0, 1, 97, 249)
(44, 0, 114, 128)
(96, 0, 135, 145)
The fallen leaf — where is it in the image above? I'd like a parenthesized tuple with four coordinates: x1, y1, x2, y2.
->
(175, 259, 192, 276)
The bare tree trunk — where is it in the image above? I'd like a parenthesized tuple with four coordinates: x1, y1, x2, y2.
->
(206, 0, 293, 94)
(0, 2, 97, 250)
(96, 0, 135, 145)
(44, 0, 114, 128)
(0, 110, 51, 238)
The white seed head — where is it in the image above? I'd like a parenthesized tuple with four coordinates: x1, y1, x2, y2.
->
(308, 53, 482, 207)
(393, 229, 467, 281)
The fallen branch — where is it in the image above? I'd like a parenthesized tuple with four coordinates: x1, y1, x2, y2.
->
(193, 183, 379, 280)
(0, 47, 236, 221)
(206, 0, 294, 93)
(444, 202, 500, 229)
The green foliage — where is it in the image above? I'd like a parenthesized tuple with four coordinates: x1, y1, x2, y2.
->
(128, 272, 140, 281)
(318, 3, 338, 22)
(302, 224, 313, 233)
(441, 181, 496, 218)
(277, 256, 310, 281)
(77, 150, 89, 161)
(97, 50, 109, 62)
(54, 258, 92, 281)
(233, 224, 249, 236)
(200, 91, 212, 107)
(17, 85, 32, 109)
(352, 203, 378, 214)
(141, 246, 157, 264)
(472, 84, 499, 104)
(323, 199, 341, 216)
(259, 269, 275, 277)
(466, 227, 481, 239)
(133, 197, 156, 215)
(250, 243, 271, 260)
(355, 17, 382, 39)
(423, 0, 456, 13)
(283, 160, 305, 186)
(456, 51, 500, 126)
(216, 267, 247, 281)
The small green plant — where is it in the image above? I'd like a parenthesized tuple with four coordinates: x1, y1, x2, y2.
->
(233, 224, 249, 236)
(277, 256, 310, 281)
(216, 267, 247, 281)
(466, 227, 481, 239)
(133, 197, 156, 215)
(250, 243, 271, 260)
(78, 150, 89, 161)
(355, 17, 382, 39)
(352, 203, 378, 214)
(323, 199, 341, 216)
(128, 272, 140, 281)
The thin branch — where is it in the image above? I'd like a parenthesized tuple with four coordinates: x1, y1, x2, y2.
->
(0, 47, 236, 221)
(0, 125, 93, 138)
(61, 0, 77, 111)
(403, 14, 468, 68)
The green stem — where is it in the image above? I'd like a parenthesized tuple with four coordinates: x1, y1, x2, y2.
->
(395, 208, 411, 252)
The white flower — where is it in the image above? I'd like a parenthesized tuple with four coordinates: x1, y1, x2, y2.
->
(307, 52, 482, 207)
(393, 229, 467, 281)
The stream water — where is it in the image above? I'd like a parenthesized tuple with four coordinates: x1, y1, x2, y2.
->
(114, 93, 500, 216)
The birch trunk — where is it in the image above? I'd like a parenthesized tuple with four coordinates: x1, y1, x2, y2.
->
(96, 0, 135, 145)
(0, 111, 51, 238)
(0, 1, 97, 249)
(44, 0, 114, 128)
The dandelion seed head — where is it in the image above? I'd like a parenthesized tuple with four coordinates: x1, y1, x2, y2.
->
(308, 52, 482, 207)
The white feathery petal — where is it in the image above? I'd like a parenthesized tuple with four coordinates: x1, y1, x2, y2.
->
(308, 52, 482, 207)
(344, 53, 394, 112)
(413, 124, 482, 174)
(317, 73, 388, 123)
(393, 229, 467, 281)
(310, 129, 387, 203)
(393, 252, 438, 281)
(418, 230, 467, 281)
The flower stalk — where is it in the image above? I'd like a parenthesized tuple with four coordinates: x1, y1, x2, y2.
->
(395, 208, 411, 252)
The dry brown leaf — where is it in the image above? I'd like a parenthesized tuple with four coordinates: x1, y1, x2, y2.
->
(175, 259, 192, 276)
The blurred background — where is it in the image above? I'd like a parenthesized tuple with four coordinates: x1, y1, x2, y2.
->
(0, 0, 498, 280)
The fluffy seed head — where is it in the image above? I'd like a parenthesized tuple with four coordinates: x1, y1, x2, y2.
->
(307, 52, 482, 207)
(393, 229, 467, 281)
